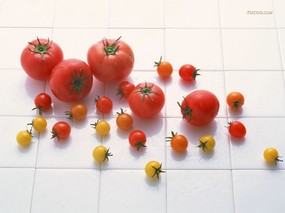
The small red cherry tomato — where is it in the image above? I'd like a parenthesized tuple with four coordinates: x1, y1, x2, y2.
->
(227, 120, 246, 138)
(51, 121, 71, 141)
(128, 130, 147, 151)
(116, 81, 135, 99)
(179, 64, 200, 82)
(95, 96, 113, 114)
(33, 92, 52, 115)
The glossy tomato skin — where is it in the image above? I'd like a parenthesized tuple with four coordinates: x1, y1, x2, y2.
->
(179, 64, 200, 82)
(49, 59, 93, 103)
(179, 90, 219, 126)
(87, 37, 134, 83)
(21, 38, 63, 81)
(228, 121, 246, 138)
(33, 92, 52, 115)
(51, 121, 71, 141)
(128, 82, 165, 119)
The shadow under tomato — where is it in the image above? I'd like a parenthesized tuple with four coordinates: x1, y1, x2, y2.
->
(128, 145, 146, 158)
(170, 150, 188, 161)
(24, 76, 46, 99)
(198, 149, 215, 160)
(131, 116, 164, 137)
(52, 136, 72, 149)
(229, 136, 246, 146)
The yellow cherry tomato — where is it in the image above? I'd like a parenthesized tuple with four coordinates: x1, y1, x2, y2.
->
(263, 147, 283, 165)
(91, 120, 110, 137)
(145, 161, 164, 180)
(32, 116, 47, 132)
(198, 134, 216, 152)
(92, 146, 112, 163)
(16, 130, 32, 146)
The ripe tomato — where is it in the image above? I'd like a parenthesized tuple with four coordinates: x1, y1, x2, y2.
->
(30, 117, 47, 133)
(226, 91, 244, 110)
(116, 109, 133, 131)
(33, 92, 52, 115)
(166, 131, 188, 153)
(154, 56, 173, 79)
(145, 161, 164, 180)
(128, 82, 165, 119)
(49, 58, 93, 103)
(227, 120, 246, 138)
(116, 81, 135, 99)
(128, 130, 147, 151)
(16, 130, 32, 146)
(178, 64, 200, 82)
(263, 147, 283, 165)
(198, 134, 216, 152)
(178, 90, 219, 126)
(87, 37, 134, 83)
(65, 103, 88, 121)
(95, 96, 113, 114)
(51, 121, 71, 141)
(91, 120, 110, 137)
(92, 146, 112, 163)
(20, 38, 63, 81)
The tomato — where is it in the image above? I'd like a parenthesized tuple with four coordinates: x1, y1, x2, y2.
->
(166, 131, 188, 153)
(65, 103, 88, 121)
(128, 130, 147, 151)
(263, 147, 283, 165)
(51, 121, 71, 141)
(154, 56, 173, 79)
(95, 96, 113, 114)
(16, 130, 32, 146)
(87, 37, 134, 83)
(116, 81, 135, 99)
(128, 82, 165, 119)
(198, 134, 216, 152)
(33, 92, 52, 115)
(145, 161, 164, 180)
(226, 91, 244, 110)
(92, 146, 112, 163)
(178, 64, 200, 82)
(29, 117, 47, 133)
(49, 58, 93, 103)
(178, 90, 219, 126)
(91, 120, 110, 137)
(227, 120, 246, 138)
(20, 37, 63, 81)
(116, 109, 133, 131)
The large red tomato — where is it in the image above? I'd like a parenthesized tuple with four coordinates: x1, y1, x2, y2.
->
(20, 38, 63, 81)
(87, 37, 134, 83)
(49, 59, 93, 103)
(128, 82, 165, 119)
(178, 90, 219, 126)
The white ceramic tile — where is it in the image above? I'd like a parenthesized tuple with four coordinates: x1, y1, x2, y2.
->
(99, 170, 166, 213)
(278, 29, 285, 70)
(167, 170, 235, 213)
(53, 0, 109, 28)
(0, 168, 34, 213)
(230, 118, 285, 169)
(222, 29, 282, 70)
(233, 170, 285, 212)
(31, 169, 100, 213)
(225, 71, 285, 117)
(165, 29, 223, 71)
(274, 0, 285, 28)
(0, 0, 55, 27)
(109, 0, 164, 28)
(219, 0, 275, 28)
(165, 0, 220, 28)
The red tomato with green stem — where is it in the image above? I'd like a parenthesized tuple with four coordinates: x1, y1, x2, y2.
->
(179, 64, 200, 82)
(154, 56, 173, 79)
(87, 36, 134, 83)
(116, 81, 135, 99)
(128, 82, 165, 119)
(95, 96, 113, 114)
(33, 92, 52, 115)
(226, 91, 244, 110)
(128, 130, 147, 151)
(227, 120, 246, 138)
(178, 90, 219, 126)
(49, 59, 93, 103)
(21, 37, 63, 81)
(51, 121, 71, 141)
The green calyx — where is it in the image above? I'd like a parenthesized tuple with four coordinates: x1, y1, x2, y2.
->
(274, 156, 283, 165)
(135, 82, 158, 100)
(166, 131, 177, 142)
(28, 37, 51, 61)
(154, 56, 162, 67)
(198, 140, 208, 152)
(103, 148, 113, 162)
(152, 163, 165, 180)
(177, 97, 192, 121)
(68, 70, 91, 96)
(103, 36, 122, 56)
(192, 69, 200, 80)
(232, 101, 244, 110)
(135, 141, 147, 151)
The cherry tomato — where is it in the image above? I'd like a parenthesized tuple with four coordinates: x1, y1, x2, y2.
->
(51, 121, 71, 141)
(128, 130, 147, 151)
(29, 117, 47, 133)
(49, 59, 93, 103)
(166, 131, 188, 153)
(178, 90, 219, 126)
(16, 130, 32, 146)
(92, 146, 113, 163)
(226, 91, 244, 110)
(116, 81, 135, 99)
(91, 120, 110, 137)
(116, 109, 133, 131)
(65, 103, 88, 121)
(227, 121, 246, 138)
(263, 147, 283, 165)
(33, 92, 52, 115)
(145, 161, 164, 180)
(20, 37, 63, 81)
(128, 82, 165, 119)
(198, 135, 216, 152)
(154, 56, 173, 79)
(179, 64, 200, 82)
(87, 37, 134, 83)
(95, 96, 113, 114)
